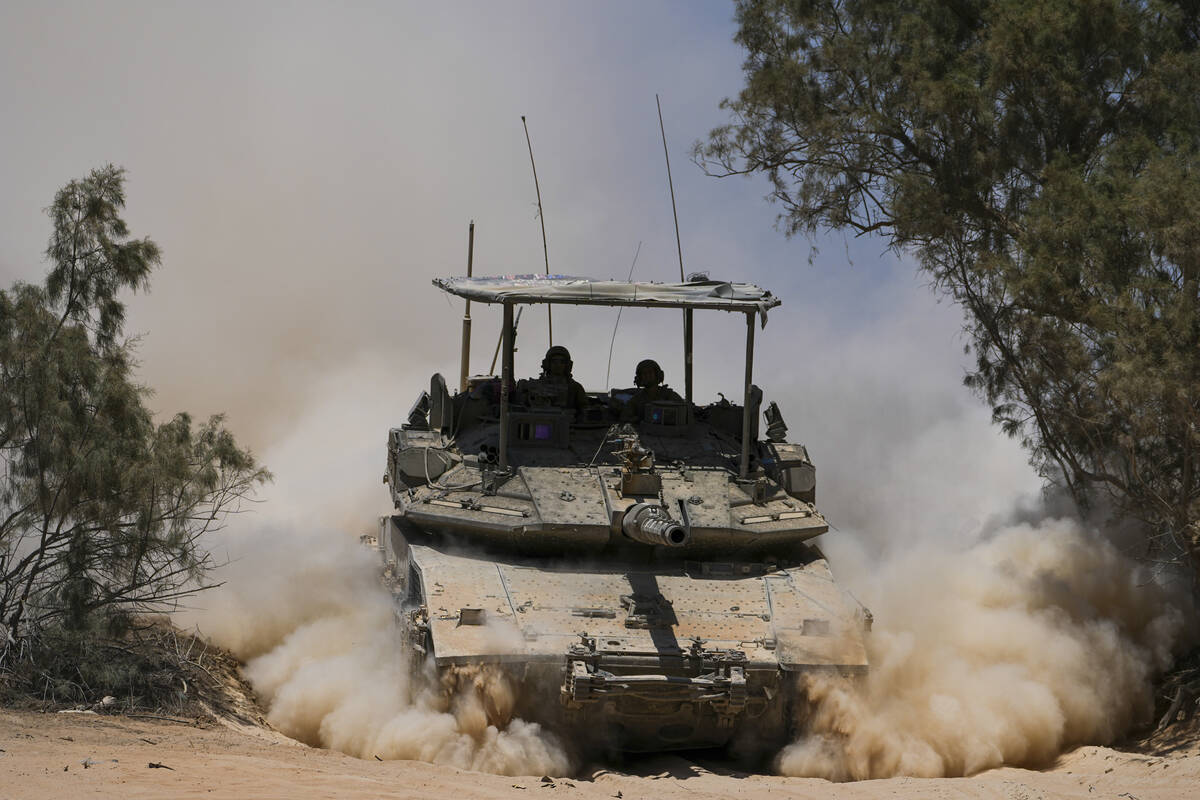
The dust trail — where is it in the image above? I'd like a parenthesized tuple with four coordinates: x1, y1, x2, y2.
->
(779, 518, 1196, 780)
(186, 525, 571, 776)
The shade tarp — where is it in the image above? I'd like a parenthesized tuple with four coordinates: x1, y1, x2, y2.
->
(433, 275, 780, 323)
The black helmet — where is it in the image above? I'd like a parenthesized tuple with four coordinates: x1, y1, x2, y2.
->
(541, 345, 573, 377)
(634, 359, 664, 388)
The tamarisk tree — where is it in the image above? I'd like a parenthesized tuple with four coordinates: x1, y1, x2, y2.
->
(699, 0, 1200, 580)
(0, 166, 269, 649)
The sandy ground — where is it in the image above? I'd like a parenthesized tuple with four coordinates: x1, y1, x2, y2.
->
(1, 709, 1198, 800)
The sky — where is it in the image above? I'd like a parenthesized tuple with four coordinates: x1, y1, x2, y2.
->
(0, 1, 1042, 536)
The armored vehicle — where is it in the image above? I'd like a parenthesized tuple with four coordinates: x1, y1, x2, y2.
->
(378, 274, 869, 754)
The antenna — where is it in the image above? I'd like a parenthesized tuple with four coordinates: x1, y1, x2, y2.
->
(459, 220, 474, 392)
(522, 115, 553, 347)
(490, 307, 522, 375)
(657, 95, 685, 283)
(605, 241, 643, 389)
(656, 94, 693, 410)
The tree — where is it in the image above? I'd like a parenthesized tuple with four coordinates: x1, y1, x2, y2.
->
(698, 0, 1200, 580)
(0, 166, 269, 653)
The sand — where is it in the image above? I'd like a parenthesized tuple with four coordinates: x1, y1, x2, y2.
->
(2, 709, 1197, 800)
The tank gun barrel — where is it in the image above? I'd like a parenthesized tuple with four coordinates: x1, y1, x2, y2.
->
(622, 503, 689, 547)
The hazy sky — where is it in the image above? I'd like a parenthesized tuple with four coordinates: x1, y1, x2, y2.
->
(0, 1, 1041, 533)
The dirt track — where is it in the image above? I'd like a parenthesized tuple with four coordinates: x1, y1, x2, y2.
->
(2, 709, 1197, 800)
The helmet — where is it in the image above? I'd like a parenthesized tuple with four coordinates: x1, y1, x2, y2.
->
(634, 359, 664, 388)
(541, 345, 574, 377)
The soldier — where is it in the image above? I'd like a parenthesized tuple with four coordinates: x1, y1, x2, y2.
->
(623, 358, 682, 421)
(521, 345, 588, 412)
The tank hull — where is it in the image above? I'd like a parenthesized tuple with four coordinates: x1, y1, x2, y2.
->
(378, 515, 869, 753)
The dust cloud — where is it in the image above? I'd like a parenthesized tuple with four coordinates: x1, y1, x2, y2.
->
(188, 525, 571, 776)
(779, 517, 1196, 780)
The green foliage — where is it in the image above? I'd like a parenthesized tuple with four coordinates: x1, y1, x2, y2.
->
(0, 166, 270, 649)
(700, 1, 1200, 574)
(43, 165, 159, 350)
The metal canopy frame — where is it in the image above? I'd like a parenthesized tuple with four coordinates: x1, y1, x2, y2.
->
(433, 275, 780, 315)
(438, 276, 776, 479)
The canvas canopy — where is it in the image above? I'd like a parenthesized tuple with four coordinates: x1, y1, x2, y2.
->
(433, 275, 780, 323)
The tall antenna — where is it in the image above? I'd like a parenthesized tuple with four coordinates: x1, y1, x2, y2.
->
(459, 220, 475, 392)
(522, 115, 553, 346)
(657, 95, 685, 283)
(605, 241, 643, 389)
(656, 94, 692, 409)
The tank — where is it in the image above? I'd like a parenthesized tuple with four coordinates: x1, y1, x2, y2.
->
(374, 274, 870, 755)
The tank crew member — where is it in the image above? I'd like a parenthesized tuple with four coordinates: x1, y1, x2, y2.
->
(521, 345, 588, 412)
(623, 358, 682, 421)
